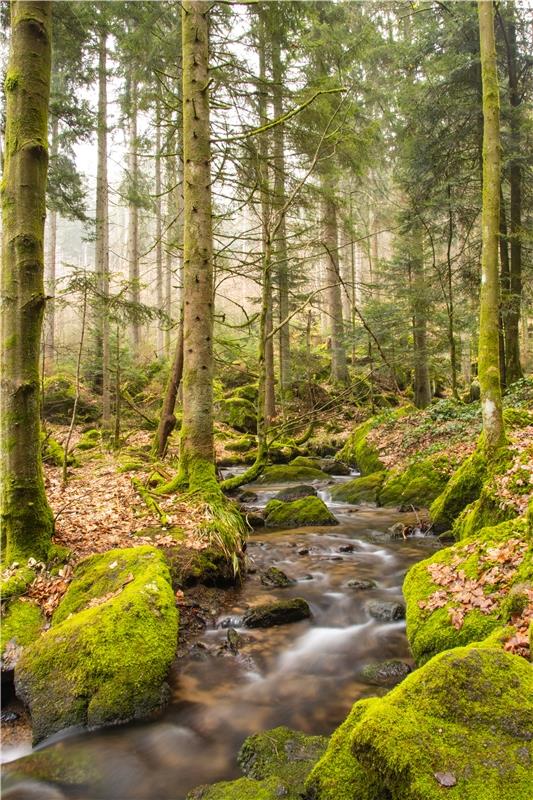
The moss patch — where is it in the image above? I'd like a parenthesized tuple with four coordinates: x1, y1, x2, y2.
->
(307, 644, 532, 800)
(1, 599, 44, 657)
(258, 465, 329, 484)
(336, 418, 385, 475)
(429, 446, 488, 532)
(15, 546, 178, 744)
(264, 496, 338, 528)
(216, 397, 257, 434)
(380, 454, 453, 509)
(404, 518, 530, 664)
(330, 472, 386, 504)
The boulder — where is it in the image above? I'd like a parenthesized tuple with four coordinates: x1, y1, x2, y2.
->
(15, 546, 178, 743)
(360, 660, 411, 687)
(216, 397, 257, 434)
(260, 567, 295, 588)
(346, 579, 377, 591)
(242, 598, 311, 628)
(258, 465, 329, 484)
(330, 473, 386, 504)
(273, 484, 318, 502)
(264, 497, 338, 529)
(305, 644, 533, 800)
(365, 599, 405, 622)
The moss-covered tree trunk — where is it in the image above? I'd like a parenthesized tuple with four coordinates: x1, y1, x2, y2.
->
(478, 0, 505, 451)
(178, 0, 216, 488)
(44, 114, 58, 373)
(95, 26, 111, 430)
(271, 21, 291, 404)
(502, 6, 523, 383)
(1, 0, 54, 562)
(321, 181, 348, 385)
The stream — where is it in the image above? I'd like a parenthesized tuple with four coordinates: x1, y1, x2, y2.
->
(2, 473, 440, 800)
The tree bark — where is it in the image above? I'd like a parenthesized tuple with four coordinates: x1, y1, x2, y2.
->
(155, 101, 164, 357)
(1, 0, 54, 562)
(127, 78, 140, 355)
(270, 21, 291, 402)
(156, 318, 183, 459)
(177, 0, 216, 488)
(321, 182, 348, 384)
(478, 0, 505, 451)
(44, 114, 58, 373)
(95, 26, 111, 429)
(409, 224, 431, 409)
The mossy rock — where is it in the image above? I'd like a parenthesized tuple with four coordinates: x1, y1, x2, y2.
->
(225, 436, 256, 453)
(169, 546, 239, 589)
(0, 567, 36, 601)
(289, 456, 321, 469)
(242, 598, 311, 628)
(188, 776, 287, 800)
(42, 375, 99, 423)
(76, 428, 101, 451)
(15, 546, 178, 744)
(258, 465, 329, 484)
(216, 397, 257, 434)
(2, 744, 100, 787)
(404, 518, 530, 665)
(264, 497, 338, 528)
(429, 447, 487, 532)
(306, 644, 533, 800)
(273, 484, 318, 502)
(336, 418, 384, 475)
(231, 383, 259, 404)
(329, 472, 386, 504)
(503, 406, 533, 428)
(1, 599, 44, 660)
(380, 454, 453, 509)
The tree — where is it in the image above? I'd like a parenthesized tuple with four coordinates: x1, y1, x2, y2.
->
(177, 0, 216, 488)
(477, 0, 505, 451)
(1, 0, 54, 562)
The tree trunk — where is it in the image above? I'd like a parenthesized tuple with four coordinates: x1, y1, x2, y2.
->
(156, 318, 184, 459)
(270, 21, 291, 402)
(258, 8, 276, 424)
(478, 0, 505, 451)
(127, 78, 140, 355)
(177, 0, 216, 488)
(155, 101, 164, 357)
(44, 114, 58, 372)
(446, 186, 458, 398)
(409, 224, 431, 409)
(498, 190, 510, 388)
(95, 27, 111, 429)
(503, 7, 522, 383)
(1, 0, 54, 562)
(321, 182, 348, 384)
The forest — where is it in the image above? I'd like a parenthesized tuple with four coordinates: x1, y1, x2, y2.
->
(0, 0, 532, 798)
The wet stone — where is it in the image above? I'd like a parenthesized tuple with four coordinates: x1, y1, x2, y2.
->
(347, 579, 377, 591)
(339, 544, 355, 552)
(260, 567, 295, 588)
(273, 485, 318, 502)
(242, 598, 311, 628)
(366, 599, 406, 622)
(361, 659, 411, 687)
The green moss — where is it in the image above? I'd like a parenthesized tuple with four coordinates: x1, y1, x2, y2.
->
(429, 446, 487, 531)
(225, 436, 256, 453)
(352, 645, 532, 800)
(336, 418, 385, 475)
(0, 566, 35, 600)
(2, 744, 99, 786)
(117, 459, 146, 472)
(503, 406, 533, 428)
(42, 374, 98, 423)
(41, 433, 66, 466)
(404, 518, 530, 664)
(264, 496, 338, 528)
(289, 456, 321, 469)
(329, 472, 386, 504)
(305, 699, 381, 800)
(76, 428, 101, 451)
(187, 776, 286, 799)
(217, 397, 257, 434)
(231, 383, 259, 404)
(258, 465, 329, 483)
(15, 546, 178, 744)
(380, 454, 452, 509)
(1, 598, 44, 656)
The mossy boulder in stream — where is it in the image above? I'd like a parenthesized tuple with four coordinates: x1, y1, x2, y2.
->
(264, 497, 338, 528)
(329, 472, 386, 504)
(188, 727, 328, 800)
(336, 418, 384, 475)
(15, 546, 178, 743)
(306, 643, 533, 800)
(242, 598, 311, 628)
(379, 454, 453, 509)
(404, 518, 531, 665)
(258, 464, 329, 483)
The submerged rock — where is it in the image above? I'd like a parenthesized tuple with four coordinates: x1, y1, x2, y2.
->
(242, 598, 311, 628)
(347, 579, 377, 591)
(264, 497, 338, 529)
(273, 484, 318, 502)
(15, 546, 178, 744)
(260, 567, 295, 588)
(365, 599, 405, 622)
(305, 644, 533, 800)
(361, 660, 411, 687)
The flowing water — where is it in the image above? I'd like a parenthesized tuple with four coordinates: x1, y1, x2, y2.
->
(2, 475, 440, 800)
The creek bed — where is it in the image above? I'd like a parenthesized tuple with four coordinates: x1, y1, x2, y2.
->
(2, 476, 440, 800)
